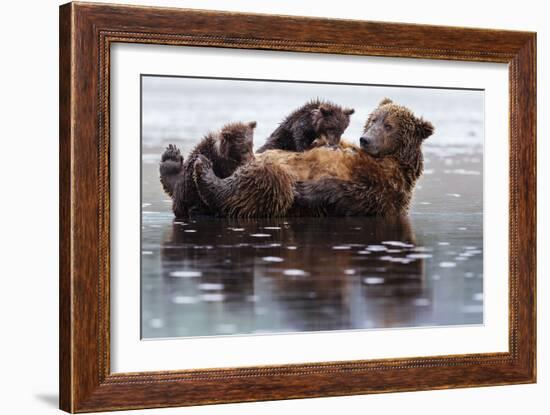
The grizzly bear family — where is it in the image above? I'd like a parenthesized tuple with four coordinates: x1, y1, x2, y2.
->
(159, 98, 434, 218)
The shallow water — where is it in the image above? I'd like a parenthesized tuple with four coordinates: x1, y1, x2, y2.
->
(140, 76, 484, 339)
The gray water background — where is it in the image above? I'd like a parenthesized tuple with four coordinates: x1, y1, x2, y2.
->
(141, 76, 484, 339)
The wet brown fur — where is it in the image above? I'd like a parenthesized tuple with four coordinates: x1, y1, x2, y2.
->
(193, 157, 296, 218)
(160, 121, 256, 218)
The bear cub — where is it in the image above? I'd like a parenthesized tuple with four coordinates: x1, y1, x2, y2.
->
(159, 121, 256, 218)
(256, 99, 355, 153)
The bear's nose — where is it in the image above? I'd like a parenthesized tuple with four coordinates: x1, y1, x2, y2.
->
(360, 136, 368, 146)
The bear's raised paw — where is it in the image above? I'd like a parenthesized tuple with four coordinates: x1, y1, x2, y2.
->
(161, 144, 183, 164)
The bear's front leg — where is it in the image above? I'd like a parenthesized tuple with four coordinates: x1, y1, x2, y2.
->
(159, 144, 184, 196)
(291, 129, 314, 152)
(193, 155, 227, 214)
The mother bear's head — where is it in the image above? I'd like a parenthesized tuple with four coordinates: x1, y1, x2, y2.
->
(359, 98, 435, 169)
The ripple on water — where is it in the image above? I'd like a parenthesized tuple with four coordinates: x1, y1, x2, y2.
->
(407, 253, 432, 259)
(380, 256, 415, 264)
(262, 256, 284, 263)
(444, 169, 481, 176)
(366, 245, 387, 252)
(332, 245, 352, 250)
(199, 283, 224, 291)
(382, 241, 414, 248)
(172, 295, 198, 305)
(363, 277, 385, 285)
(283, 269, 309, 277)
(170, 270, 202, 278)
(439, 262, 456, 268)
(250, 233, 271, 237)
(201, 293, 225, 302)
(193, 245, 214, 250)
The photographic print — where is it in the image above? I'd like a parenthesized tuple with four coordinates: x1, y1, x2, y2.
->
(60, 4, 536, 410)
(140, 75, 484, 339)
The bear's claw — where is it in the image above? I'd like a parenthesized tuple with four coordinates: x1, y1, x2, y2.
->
(161, 144, 183, 163)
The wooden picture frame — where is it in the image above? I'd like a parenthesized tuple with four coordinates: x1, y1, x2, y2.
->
(59, 2, 536, 412)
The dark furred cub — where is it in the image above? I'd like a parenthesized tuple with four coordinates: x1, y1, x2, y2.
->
(160, 121, 256, 218)
(256, 99, 355, 153)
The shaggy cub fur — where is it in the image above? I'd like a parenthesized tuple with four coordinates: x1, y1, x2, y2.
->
(160, 121, 256, 217)
(256, 99, 355, 153)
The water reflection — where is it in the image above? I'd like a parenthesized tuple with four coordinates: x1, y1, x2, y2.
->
(144, 216, 437, 337)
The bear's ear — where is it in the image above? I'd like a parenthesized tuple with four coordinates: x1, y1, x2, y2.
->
(378, 98, 393, 107)
(248, 121, 257, 129)
(344, 108, 355, 116)
(318, 104, 333, 116)
(415, 118, 435, 140)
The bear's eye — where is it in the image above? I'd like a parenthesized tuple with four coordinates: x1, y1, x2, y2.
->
(384, 123, 392, 131)
(371, 117, 377, 123)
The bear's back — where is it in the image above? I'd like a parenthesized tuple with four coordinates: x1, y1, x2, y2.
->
(256, 146, 355, 181)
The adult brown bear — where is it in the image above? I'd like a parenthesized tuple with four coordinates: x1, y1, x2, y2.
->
(192, 99, 434, 217)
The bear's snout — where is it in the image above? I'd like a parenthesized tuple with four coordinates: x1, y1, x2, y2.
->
(360, 135, 371, 148)
(360, 134, 381, 156)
